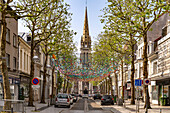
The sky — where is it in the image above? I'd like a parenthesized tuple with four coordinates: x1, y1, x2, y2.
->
(18, 0, 107, 55)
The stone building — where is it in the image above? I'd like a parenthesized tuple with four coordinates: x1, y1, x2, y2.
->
(0, 12, 19, 99)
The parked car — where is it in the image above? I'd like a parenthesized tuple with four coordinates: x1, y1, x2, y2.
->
(69, 95, 73, 105)
(82, 94, 88, 99)
(78, 94, 82, 97)
(93, 94, 102, 100)
(101, 95, 114, 105)
(71, 94, 77, 102)
(55, 94, 71, 108)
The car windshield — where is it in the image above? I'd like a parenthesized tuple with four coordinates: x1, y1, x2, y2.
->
(102, 95, 111, 99)
(95, 94, 100, 96)
(57, 94, 68, 99)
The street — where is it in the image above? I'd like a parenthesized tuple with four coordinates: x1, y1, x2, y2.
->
(25, 98, 112, 113)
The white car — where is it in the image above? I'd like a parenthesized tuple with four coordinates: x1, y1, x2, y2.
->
(55, 94, 71, 108)
(82, 94, 88, 99)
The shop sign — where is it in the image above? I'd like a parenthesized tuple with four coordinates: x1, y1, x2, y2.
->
(151, 81, 156, 86)
(20, 76, 30, 84)
(0, 75, 20, 84)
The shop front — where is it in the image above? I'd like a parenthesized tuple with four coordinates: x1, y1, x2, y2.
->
(19, 75, 30, 100)
(156, 78, 170, 106)
(0, 75, 20, 99)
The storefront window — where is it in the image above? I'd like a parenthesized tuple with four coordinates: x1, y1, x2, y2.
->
(163, 86, 168, 97)
(0, 84, 3, 99)
(152, 86, 158, 100)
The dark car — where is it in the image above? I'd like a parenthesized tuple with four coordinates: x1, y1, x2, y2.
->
(101, 95, 114, 105)
(93, 94, 102, 100)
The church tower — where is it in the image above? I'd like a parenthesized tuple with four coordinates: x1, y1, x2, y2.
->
(79, 7, 92, 94)
(80, 7, 91, 65)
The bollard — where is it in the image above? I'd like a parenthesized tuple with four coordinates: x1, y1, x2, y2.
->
(11, 103, 13, 113)
(35, 102, 37, 111)
(160, 108, 162, 113)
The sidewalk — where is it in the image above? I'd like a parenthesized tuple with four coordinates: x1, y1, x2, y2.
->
(25, 99, 52, 113)
(111, 100, 170, 113)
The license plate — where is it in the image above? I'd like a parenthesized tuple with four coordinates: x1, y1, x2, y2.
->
(106, 99, 110, 101)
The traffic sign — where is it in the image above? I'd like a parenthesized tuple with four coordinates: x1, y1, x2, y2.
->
(32, 85, 40, 89)
(144, 79, 151, 85)
(135, 79, 142, 86)
(32, 78, 39, 85)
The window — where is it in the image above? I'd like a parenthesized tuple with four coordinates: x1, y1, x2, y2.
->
(13, 57, 16, 70)
(20, 50, 22, 70)
(6, 53, 10, 67)
(148, 45, 150, 54)
(153, 62, 157, 74)
(13, 33, 17, 47)
(139, 49, 140, 58)
(135, 69, 137, 78)
(6, 28, 10, 42)
(85, 44, 87, 48)
(27, 55, 28, 71)
(24, 53, 26, 71)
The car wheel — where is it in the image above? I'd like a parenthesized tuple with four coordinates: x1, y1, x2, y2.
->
(71, 103, 73, 105)
(54, 105, 58, 108)
(111, 102, 114, 105)
(101, 103, 104, 105)
(68, 105, 70, 108)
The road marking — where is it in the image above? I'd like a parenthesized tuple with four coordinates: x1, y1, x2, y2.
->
(59, 109, 64, 113)
(84, 98, 89, 113)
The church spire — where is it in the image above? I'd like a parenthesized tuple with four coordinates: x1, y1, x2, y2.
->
(83, 7, 89, 37)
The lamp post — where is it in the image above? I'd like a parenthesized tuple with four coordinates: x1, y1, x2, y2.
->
(32, 55, 39, 111)
(46, 64, 51, 106)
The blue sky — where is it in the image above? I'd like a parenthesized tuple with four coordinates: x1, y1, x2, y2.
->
(18, 0, 107, 54)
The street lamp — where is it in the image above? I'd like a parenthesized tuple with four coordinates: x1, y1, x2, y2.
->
(33, 56, 39, 62)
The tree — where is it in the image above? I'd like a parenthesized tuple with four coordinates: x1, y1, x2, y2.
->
(93, 33, 130, 101)
(39, 1, 73, 103)
(0, 0, 50, 109)
(22, 0, 61, 106)
(101, 0, 169, 108)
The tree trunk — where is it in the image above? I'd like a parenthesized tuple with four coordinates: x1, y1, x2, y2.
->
(0, 7, 11, 111)
(66, 80, 69, 94)
(56, 70, 60, 94)
(108, 75, 113, 97)
(40, 52, 48, 103)
(115, 72, 118, 99)
(130, 36, 135, 105)
(28, 24, 35, 106)
(106, 78, 108, 94)
(121, 60, 124, 100)
(50, 66, 55, 105)
(51, 66, 55, 96)
(142, 17, 151, 109)
(63, 77, 66, 93)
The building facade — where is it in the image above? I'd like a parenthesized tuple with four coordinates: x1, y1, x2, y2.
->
(18, 35, 31, 100)
(0, 13, 19, 100)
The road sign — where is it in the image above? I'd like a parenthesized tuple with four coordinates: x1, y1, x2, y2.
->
(135, 79, 142, 86)
(32, 78, 39, 85)
(144, 79, 151, 85)
(32, 85, 40, 89)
